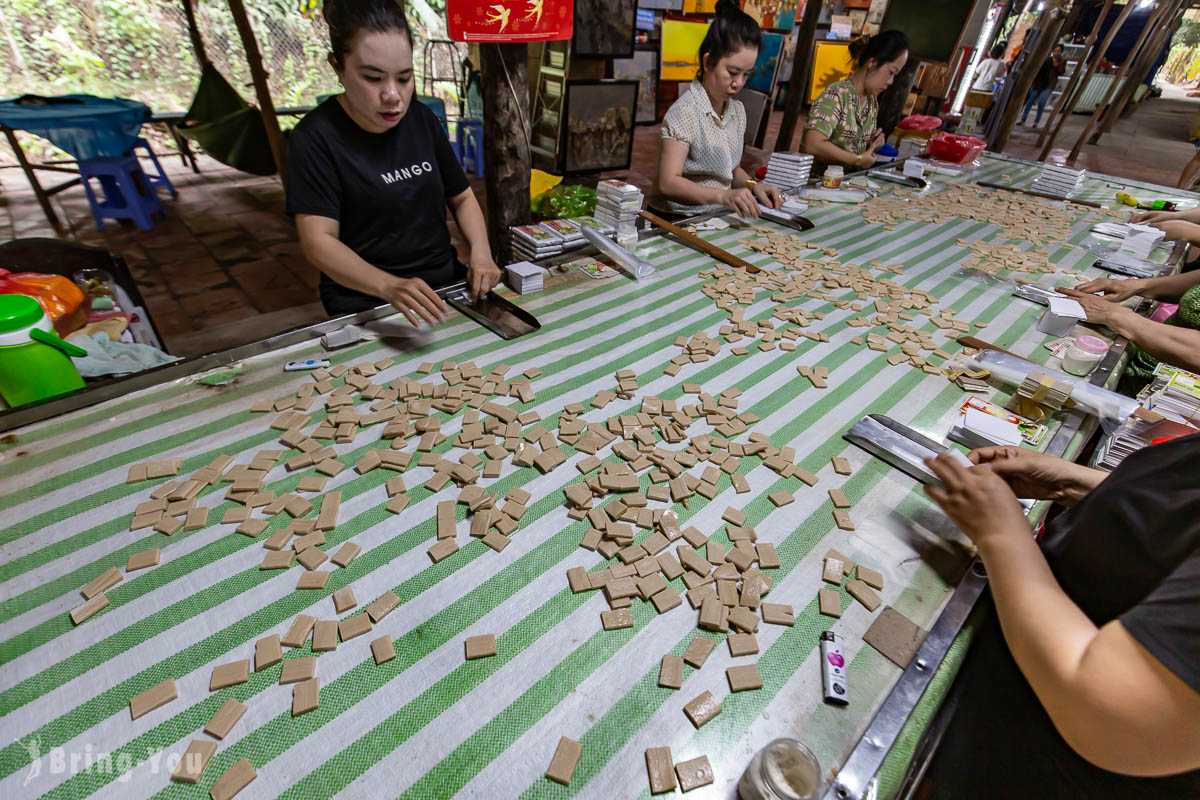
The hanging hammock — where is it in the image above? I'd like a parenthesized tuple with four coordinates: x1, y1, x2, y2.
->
(178, 64, 278, 176)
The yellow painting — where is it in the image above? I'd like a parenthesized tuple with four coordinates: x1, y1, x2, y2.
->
(660, 18, 711, 82)
(809, 40, 853, 103)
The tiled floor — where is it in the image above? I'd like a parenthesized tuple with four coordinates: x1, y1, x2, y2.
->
(1, 95, 1196, 357)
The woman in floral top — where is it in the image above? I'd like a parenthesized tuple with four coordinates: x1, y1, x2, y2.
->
(803, 30, 909, 171)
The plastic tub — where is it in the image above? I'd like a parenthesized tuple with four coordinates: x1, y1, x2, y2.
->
(0, 294, 86, 407)
(1062, 334, 1109, 376)
(927, 133, 986, 165)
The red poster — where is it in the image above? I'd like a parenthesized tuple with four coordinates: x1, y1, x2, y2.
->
(447, 0, 574, 43)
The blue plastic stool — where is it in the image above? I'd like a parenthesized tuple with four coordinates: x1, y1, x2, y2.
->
(131, 137, 177, 199)
(78, 155, 164, 232)
(455, 118, 484, 178)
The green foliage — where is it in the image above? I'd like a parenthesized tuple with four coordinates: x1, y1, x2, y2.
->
(1177, 19, 1200, 50)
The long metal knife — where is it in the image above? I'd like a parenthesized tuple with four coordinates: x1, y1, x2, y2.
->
(844, 414, 970, 486)
(437, 281, 541, 340)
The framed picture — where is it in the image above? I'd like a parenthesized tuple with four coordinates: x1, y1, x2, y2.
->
(638, 0, 683, 8)
(808, 40, 854, 102)
(573, 0, 637, 58)
(612, 49, 661, 124)
(661, 17, 710, 81)
(747, 30, 785, 94)
(563, 80, 638, 174)
(682, 0, 718, 11)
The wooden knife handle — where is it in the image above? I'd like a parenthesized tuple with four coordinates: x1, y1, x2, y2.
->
(639, 210, 761, 274)
(957, 336, 1019, 358)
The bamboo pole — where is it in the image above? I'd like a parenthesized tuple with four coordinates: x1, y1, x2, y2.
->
(1036, 0, 1115, 153)
(181, 0, 209, 68)
(1038, 0, 1133, 160)
(1093, 0, 1183, 139)
(774, 0, 823, 152)
(990, 1, 1069, 153)
(1067, 0, 1167, 160)
(226, 0, 288, 182)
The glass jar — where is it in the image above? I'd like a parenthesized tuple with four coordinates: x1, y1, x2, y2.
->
(737, 738, 823, 800)
(821, 165, 844, 189)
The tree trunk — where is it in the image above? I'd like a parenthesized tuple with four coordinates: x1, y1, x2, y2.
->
(877, 57, 919, 135)
(181, 0, 209, 69)
(1070, 0, 1172, 159)
(480, 43, 531, 265)
(774, 0, 823, 152)
(1038, 0, 1131, 160)
(226, 0, 288, 183)
(990, 2, 1068, 153)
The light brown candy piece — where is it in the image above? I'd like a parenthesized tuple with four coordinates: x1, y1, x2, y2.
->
(204, 698, 247, 739)
(209, 660, 250, 691)
(728, 633, 759, 656)
(675, 755, 715, 792)
(281, 615, 316, 648)
(279, 656, 316, 685)
(371, 635, 396, 665)
(126, 548, 161, 572)
(70, 593, 110, 625)
(822, 557, 845, 584)
(646, 746, 677, 794)
(846, 579, 881, 612)
(129, 677, 177, 720)
(292, 677, 320, 716)
(331, 542, 361, 567)
(210, 757, 255, 800)
(819, 588, 842, 618)
(254, 635, 283, 671)
(332, 587, 357, 613)
(833, 509, 855, 531)
(828, 489, 851, 509)
(545, 736, 582, 786)
(832, 456, 852, 475)
(601, 608, 634, 630)
(728, 606, 759, 634)
(428, 538, 459, 563)
(338, 614, 372, 642)
(297, 570, 331, 590)
(682, 637, 717, 668)
(170, 739, 217, 784)
(659, 655, 684, 689)
(761, 603, 794, 626)
(366, 591, 400, 623)
(465, 633, 497, 660)
(312, 620, 338, 652)
(683, 690, 722, 729)
(81, 567, 122, 599)
(858, 566, 884, 590)
(726, 664, 763, 692)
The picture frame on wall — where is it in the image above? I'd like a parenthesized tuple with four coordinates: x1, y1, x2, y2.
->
(747, 30, 785, 94)
(660, 17, 710, 81)
(563, 79, 639, 174)
(572, 0, 637, 58)
(612, 48, 661, 124)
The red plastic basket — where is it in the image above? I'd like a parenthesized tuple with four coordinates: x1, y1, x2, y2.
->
(927, 133, 986, 165)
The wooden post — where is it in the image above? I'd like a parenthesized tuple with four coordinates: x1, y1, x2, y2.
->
(1094, 0, 1182, 139)
(480, 43, 531, 265)
(989, 2, 1068, 154)
(226, 0, 288, 182)
(1038, 0, 1132, 160)
(774, 0, 823, 152)
(181, 0, 209, 68)
(1068, 0, 1168, 160)
(1036, 0, 1115, 153)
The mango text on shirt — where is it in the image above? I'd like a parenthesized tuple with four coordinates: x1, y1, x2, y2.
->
(380, 161, 435, 185)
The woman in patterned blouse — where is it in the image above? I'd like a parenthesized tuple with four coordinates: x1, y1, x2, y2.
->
(803, 31, 909, 171)
(654, 0, 783, 218)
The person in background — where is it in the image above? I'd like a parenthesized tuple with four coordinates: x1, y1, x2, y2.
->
(971, 43, 1008, 93)
(287, 0, 501, 322)
(802, 30, 910, 171)
(918, 440, 1200, 799)
(653, 0, 783, 218)
(1020, 44, 1066, 127)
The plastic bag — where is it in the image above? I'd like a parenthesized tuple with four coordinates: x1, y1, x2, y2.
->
(534, 184, 597, 219)
(0, 268, 86, 335)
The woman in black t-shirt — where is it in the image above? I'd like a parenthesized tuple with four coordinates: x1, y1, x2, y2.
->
(286, 0, 501, 322)
(919, 441, 1200, 797)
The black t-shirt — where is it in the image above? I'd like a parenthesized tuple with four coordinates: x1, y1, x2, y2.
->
(285, 97, 470, 315)
(927, 433, 1200, 798)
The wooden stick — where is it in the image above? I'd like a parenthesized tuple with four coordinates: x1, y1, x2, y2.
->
(638, 211, 761, 273)
(957, 335, 1019, 358)
(975, 181, 1104, 209)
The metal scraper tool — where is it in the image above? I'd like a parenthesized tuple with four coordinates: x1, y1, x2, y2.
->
(437, 281, 541, 340)
(844, 414, 971, 487)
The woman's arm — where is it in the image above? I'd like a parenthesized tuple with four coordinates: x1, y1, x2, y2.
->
(802, 129, 873, 170)
(446, 188, 501, 299)
(732, 166, 782, 209)
(295, 214, 448, 326)
(925, 456, 1200, 777)
(657, 138, 758, 216)
(1074, 270, 1200, 303)
(1089, 304, 1200, 373)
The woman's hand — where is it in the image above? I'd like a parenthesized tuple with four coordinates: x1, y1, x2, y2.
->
(719, 187, 759, 217)
(382, 276, 449, 327)
(1150, 219, 1200, 243)
(867, 129, 885, 154)
(751, 182, 783, 210)
(1072, 277, 1145, 303)
(1058, 288, 1138, 328)
(467, 252, 502, 300)
(924, 454, 1031, 548)
(1130, 209, 1179, 225)
(967, 446, 1100, 503)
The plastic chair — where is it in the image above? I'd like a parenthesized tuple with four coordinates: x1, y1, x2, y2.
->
(455, 118, 484, 178)
(130, 138, 177, 199)
(78, 155, 164, 232)
(417, 94, 449, 136)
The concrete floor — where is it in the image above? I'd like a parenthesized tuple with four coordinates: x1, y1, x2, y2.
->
(1, 93, 1196, 357)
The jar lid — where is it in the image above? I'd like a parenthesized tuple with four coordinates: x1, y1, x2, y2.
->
(0, 294, 45, 333)
(1074, 334, 1109, 354)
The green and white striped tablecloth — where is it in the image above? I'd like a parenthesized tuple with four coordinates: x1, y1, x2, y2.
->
(0, 154, 1165, 799)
